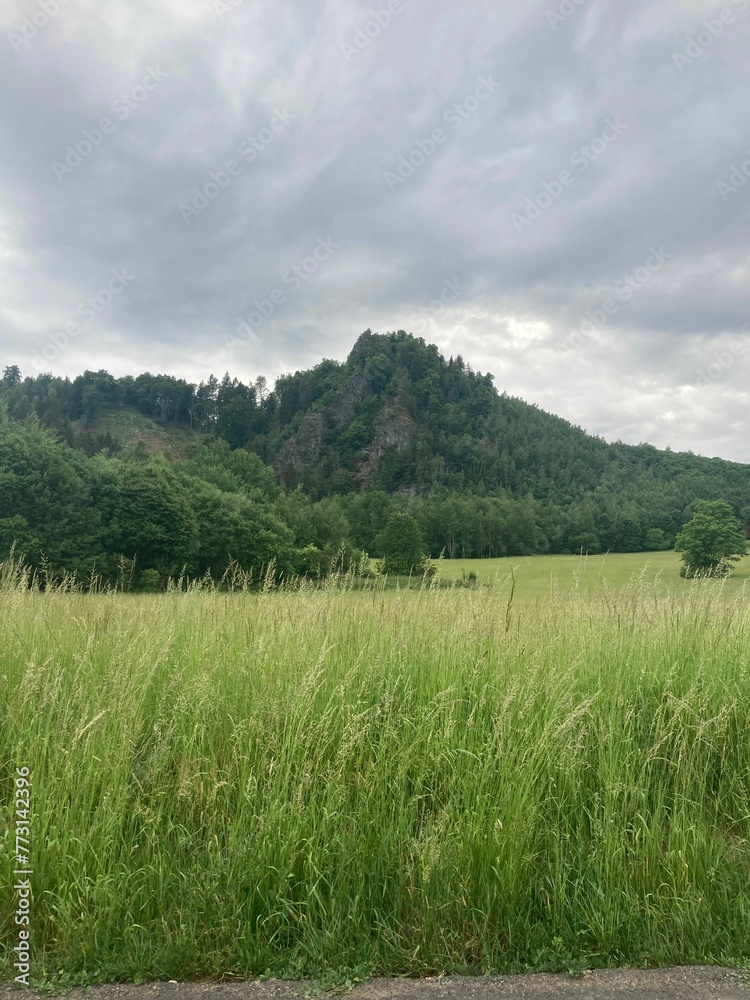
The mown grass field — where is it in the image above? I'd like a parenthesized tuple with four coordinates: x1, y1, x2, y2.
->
(428, 550, 750, 600)
(2, 554, 750, 986)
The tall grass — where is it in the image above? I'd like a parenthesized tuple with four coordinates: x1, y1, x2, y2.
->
(1, 563, 750, 984)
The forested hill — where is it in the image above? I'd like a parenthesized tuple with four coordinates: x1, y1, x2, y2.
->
(1, 330, 748, 583)
(265, 330, 748, 512)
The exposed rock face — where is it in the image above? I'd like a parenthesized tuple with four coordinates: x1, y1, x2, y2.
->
(328, 371, 370, 430)
(359, 402, 417, 485)
(273, 366, 419, 487)
(272, 372, 371, 481)
(273, 411, 325, 481)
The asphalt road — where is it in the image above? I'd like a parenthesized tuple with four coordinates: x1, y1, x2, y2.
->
(3, 968, 747, 1000)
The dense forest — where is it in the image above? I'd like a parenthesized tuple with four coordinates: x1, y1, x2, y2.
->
(1, 330, 748, 587)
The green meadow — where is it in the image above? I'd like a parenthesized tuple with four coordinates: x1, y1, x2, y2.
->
(2, 553, 750, 986)
(431, 550, 750, 598)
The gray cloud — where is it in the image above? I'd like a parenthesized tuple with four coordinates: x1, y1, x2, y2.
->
(1, 0, 749, 459)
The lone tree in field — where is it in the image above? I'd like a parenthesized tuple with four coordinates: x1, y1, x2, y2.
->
(675, 500, 747, 578)
(375, 511, 430, 576)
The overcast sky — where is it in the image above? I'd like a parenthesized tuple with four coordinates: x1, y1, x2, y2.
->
(1, 0, 749, 460)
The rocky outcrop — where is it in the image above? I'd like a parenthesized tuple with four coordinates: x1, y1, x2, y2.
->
(328, 371, 370, 429)
(359, 402, 417, 485)
(273, 372, 372, 481)
(273, 411, 325, 481)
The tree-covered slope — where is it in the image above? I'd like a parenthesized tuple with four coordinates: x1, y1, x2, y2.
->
(1, 330, 748, 582)
(264, 331, 750, 536)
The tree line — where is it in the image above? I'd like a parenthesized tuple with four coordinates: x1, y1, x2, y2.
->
(1, 329, 749, 587)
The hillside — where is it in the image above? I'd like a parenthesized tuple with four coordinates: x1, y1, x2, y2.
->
(70, 405, 197, 460)
(1, 331, 749, 582)
(265, 331, 750, 514)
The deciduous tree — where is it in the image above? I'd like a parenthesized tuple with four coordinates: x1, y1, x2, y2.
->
(675, 500, 746, 577)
